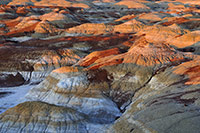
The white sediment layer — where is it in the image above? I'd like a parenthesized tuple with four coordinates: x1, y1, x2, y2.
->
(0, 85, 35, 114)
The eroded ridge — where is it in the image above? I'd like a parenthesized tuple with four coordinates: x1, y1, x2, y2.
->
(0, 0, 200, 133)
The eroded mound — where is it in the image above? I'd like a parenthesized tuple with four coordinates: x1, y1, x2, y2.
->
(0, 0, 200, 133)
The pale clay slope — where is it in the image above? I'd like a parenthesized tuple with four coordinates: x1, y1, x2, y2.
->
(109, 58, 200, 133)
(0, 85, 34, 114)
(25, 68, 121, 124)
(0, 101, 109, 133)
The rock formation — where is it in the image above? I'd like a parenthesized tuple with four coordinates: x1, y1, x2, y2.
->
(0, 0, 200, 133)
(108, 56, 200, 133)
(115, 1, 150, 11)
(0, 101, 108, 132)
(0, 72, 25, 87)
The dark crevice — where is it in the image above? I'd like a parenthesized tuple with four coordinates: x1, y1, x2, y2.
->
(87, 69, 111, 83)
(147, 89, 200, 107)
(115, 58, 193, 113)
(130, 128, 135, 132)
(177, 47, 195, 53)
(0, 92, 12, 98)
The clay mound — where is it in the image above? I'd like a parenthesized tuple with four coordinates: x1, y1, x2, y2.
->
(34, 49, 82, 71)
(80, 35, 191, 70)
(36, 0, 89, 8)
(175, 0, 200, 6)
(115, 1, 150, 10)
(101, 0, 116, 2)
(122, 36, 190, 66)
(39, 12, 80, 29)
(114, 19, 146, 33)
(168, 31, 200, 54)
(160, 17, 188, 26)
(7, 0, 89, 8)
(114, 14, 136, 22)
(16, 6, 29, 15)
(70, 3, 89, 8)
(78, 48, 120, 67)
(3, 17, 23, 29)
(66, 23, 113, 35)
(4, 11, 81, 37)
(25, 66, 121, 124)
(6, 16, 40, 36)
(172, 57, 200, 85)
(12, 15, 39, 30)
(137, 12, 165, 23)
(8, 0, 34, 6)
(136, 24, 188, 45)
(53, 66, 79, 73)
(33, 20, 61, 36)
(167, 2, 187, 12)
(167, 23, 182, 30)
(161, 17, 200, 30)
(0, 101, 90, 132)
(140, 24, 199, 51)
(34, 0, 71, 7)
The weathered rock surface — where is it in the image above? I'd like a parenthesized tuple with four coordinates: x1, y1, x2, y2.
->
(0, 72, 25, 87)
(7, 0, 89, 8)
(115, 1, 150, 11)
(0, 101, 108, 133)
(79, 35, 193, 70)
(66, 23, 114, 35)
(0, 0, 200, 133)
(33, 49, 83, 71)
(108, 57, 200, 133)
(26, 66, 121, 124)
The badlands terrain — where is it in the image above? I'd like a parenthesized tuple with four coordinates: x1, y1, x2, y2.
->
(0, 0, 200, 132)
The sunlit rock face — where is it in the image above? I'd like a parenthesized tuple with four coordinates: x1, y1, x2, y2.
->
(78, 35, 193, 69)
(0, 0, 200, 132)
(66, 23, 114, 35)
(7, 0, 89, 8)
(33, 49, 82, 71)
(115, 1, 150, 11)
